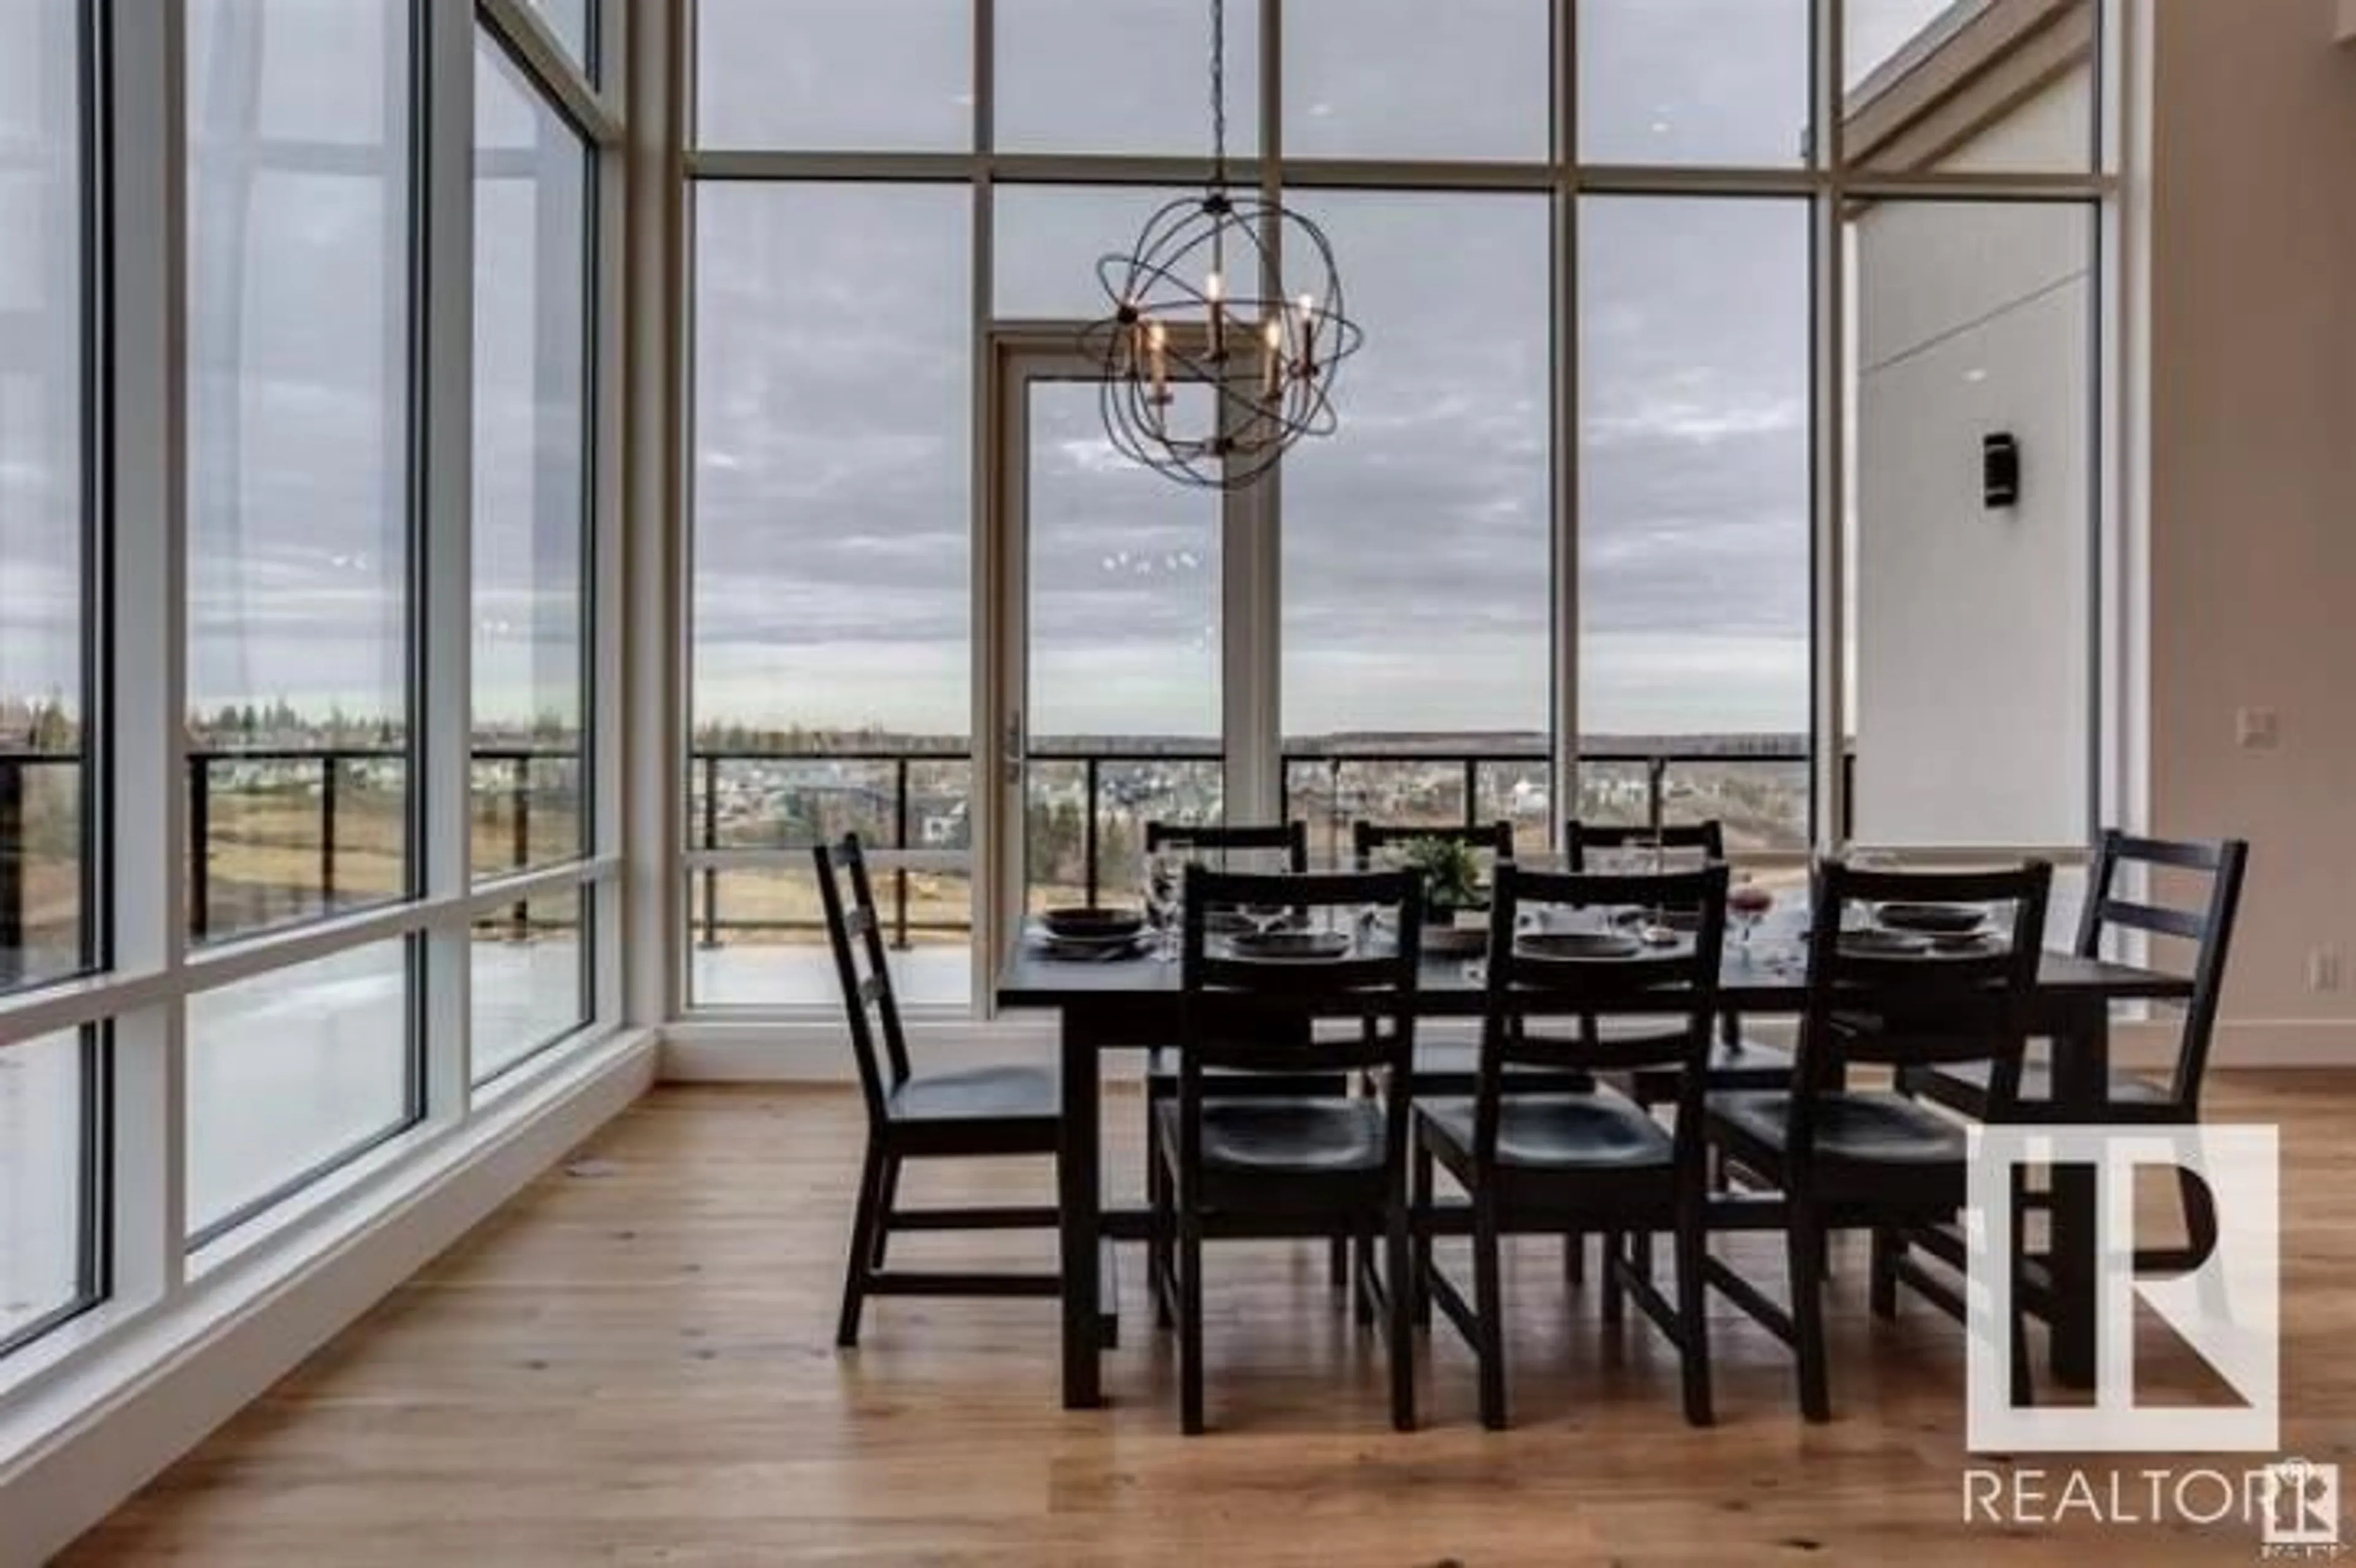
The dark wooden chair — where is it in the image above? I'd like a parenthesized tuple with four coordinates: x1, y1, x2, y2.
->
(1349, 820, 1549, 1096)
(1414, 862, 1730, 1429)
(1138, 821, 1347, 1307)
(1896, 830, 2249, 1275)
(1566, 818, 1792, 1096)
(1564, 819, 1792, 1286)
(815, 834, 1060, 1348)
(1155, 866, 1423, 1433)
(1704, 858, 2052, 1421)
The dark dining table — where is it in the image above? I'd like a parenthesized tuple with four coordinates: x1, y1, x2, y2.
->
(998, 921, 2193, 1411)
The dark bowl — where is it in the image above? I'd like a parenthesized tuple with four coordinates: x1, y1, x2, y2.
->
(1042, 905, 1146, 940)
(1876, 902, 1988, 936)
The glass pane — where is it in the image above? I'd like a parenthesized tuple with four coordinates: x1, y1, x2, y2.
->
(187, 940, 416, 1242)
(1281, 193, 1552, 825)
(472, 886, 587, 1085)
(1579, 198, 1811, 852)
(1846, 201, 2093, 846)
(187, 0, 413, 943)
(1579, 0, 1811, 167)
(0, 1029, 94, 1344)
(695, 0, 971, 152)
(1846, 0, 2094, 172)
(1026, 380, 1222, 914)
(0, 0, 90, 993)
(691, 184, 971, 1005)
(521, 0, 594, 78)
(996, 0, 1258, 156)
(993, 184, 1193, 321)
(474, 35, 590, 880)
(1285, 0, 1550, 162)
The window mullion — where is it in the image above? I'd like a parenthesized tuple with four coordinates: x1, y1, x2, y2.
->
(419, 0, 477, 1113)
(106, 0, 192, 1305)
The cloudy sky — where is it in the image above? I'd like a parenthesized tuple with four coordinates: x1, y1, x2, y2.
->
(1, 0, 1966, 746)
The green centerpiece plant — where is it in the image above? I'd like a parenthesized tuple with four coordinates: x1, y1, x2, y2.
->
(1399, 836, 1488, 928)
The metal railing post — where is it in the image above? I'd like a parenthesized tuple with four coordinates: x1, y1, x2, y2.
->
(510, 755, 531, 940)
(0, 759, 23, 989)
(1082, 756, 1101, 905)
(1462, 757, 1479, 829)
(319, 755, 339, 910)
(893, 756, 912, 950)
(188, 756, 210, 942)
(699, 751, 720, 949)
(1647, 755, 1668, 836)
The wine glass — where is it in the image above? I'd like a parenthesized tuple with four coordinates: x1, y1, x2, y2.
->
(1143, 850, 1185, 961)
(1729, 874, 1774, 955)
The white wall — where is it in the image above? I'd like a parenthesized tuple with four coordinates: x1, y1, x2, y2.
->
(1852, 67, 2095, 847)
(2147, 0, 2356, 1057)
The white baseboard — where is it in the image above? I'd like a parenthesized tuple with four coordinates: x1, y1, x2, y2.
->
(0, 1029, 658, 1567)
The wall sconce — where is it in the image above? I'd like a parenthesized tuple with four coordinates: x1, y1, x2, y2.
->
(1982, 432, 2021, 509)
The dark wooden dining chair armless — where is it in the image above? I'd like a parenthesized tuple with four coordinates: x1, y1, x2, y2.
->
(1704, 859, 2052, 1421)
(1138, 820, 1348, 1310)
(1347, 819, 1565, 1096)
(815, 834, 1060, 1348)
(1156, 866, 1423, 1434)
(1561, 818, 1793, 1287)
(1414, 862, 1730, 1429)
(1896, 830, 2249, 1274)
(1565, 817, 1792, 1092)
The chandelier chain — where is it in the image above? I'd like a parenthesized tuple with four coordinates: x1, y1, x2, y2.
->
(1209, 0, 1226, 183)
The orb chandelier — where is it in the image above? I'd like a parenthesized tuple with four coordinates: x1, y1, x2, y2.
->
(1082, 0, 1362, 491)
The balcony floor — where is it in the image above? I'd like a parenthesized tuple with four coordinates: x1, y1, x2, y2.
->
(60, 1073, 2356, 1566)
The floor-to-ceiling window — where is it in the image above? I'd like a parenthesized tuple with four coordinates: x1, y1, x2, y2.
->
(682, 0, 2117, 1018)
(0, 0, 625, 1371)
(470, 23, 598, 1082)
(0, 0, 102, 1355)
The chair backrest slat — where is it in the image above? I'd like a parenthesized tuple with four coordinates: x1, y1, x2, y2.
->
(1352, 820, 1515, 867)
(2093, 898, 2208, 943)
(1145, 820, 1309, 871)
(1564, 819, 1726, 869)
(2079, 829, 2250, 1107)
(813, 834, 912, 1128)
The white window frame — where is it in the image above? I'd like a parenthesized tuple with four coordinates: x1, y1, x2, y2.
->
(671, 0, 2123, 1024)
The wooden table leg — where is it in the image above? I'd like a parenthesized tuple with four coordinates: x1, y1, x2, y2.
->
(1059, 1008, 1104, 1410)
(2045, 999, 2106, 1388)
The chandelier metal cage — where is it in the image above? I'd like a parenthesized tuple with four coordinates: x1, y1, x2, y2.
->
(1081, 0, 1362, 491)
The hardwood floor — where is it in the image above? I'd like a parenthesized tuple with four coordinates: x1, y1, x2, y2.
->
(64, 1075, 2356, 1566)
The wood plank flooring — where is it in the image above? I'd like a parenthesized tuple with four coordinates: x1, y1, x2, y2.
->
(63, 1075, 2356, 1566)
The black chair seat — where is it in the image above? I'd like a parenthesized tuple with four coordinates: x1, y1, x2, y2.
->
(889, 1064, 1058, 1126)
(1419, 1092, 1673, 1172)
(1709, 1090, 1966, 1166)
(1155, 1096, 1386, 1178)
(1902, 1058, 2176, 1114)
